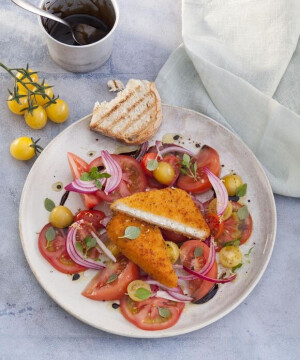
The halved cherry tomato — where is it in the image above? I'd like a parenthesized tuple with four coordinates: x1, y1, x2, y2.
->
(147, 176, 165, 189)
(204, 213, 224, 239)
(177, 146, 220, 193)
(88, 155, 147, 202)
(140, 152, 157, 177)
(180, 240, 218, 302)
(216, 202, 253, 249)
(67, 152, 102, 209)
(74, 210, 105, 230)
(120, 294, 184, 330)
(162, 154, 181, 185)
(82, 257, 139, 301)
(38, 223, 86, 274)
(161, 229, 189, 243)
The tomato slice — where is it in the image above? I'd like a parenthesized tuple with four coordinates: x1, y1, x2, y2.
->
(140, 152, 157, 177)
(38, 223, 87, 274)
(177, 146, 220, 193)
(88, 154, 147, 202)
(120, 294, 184, 330)
(74, 210, 105, 230)
(216, 202, 253, 249)
(180, 240, 218, 302)
(82, 257, 139, 301)
(67, 152, 102, 209)
(204, 213, 224, 239)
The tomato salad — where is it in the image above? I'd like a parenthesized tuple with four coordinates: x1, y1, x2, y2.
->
(38, 138, 253, 331)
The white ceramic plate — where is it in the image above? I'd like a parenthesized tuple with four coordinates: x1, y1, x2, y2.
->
(19, 105, 276, 338)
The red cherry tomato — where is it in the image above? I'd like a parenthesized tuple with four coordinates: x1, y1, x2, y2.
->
(204, 213, 224, 239)
(177, 146, 220, 193)
(180, 240, 218, 302)
(140, 152, 157, 177)
(38, 223, 86, 274)
(74, 210, 105, 230)
(82, 257, 139, 301)
(161, 229, 189, 243)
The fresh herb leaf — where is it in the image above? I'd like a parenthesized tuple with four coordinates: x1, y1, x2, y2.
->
(237, 205, 249, 220)
(94, 179, 103, 189)
(44, 198, 55, 212)
(222, 239, 240, 247)
(135, 287, 152, 300)
(158, 307, 171, 318)
(84, 235, 97, 249)
(193, 162, 198, 173)
(236, 183, 247, 197)
(76, 242, 83, 253)
(232, 263, 243, 273)
(80, 172, 90, 181)
(182, 153, 190, 167)
(45, 226, 56, 242)
(106, 273, 118, 284)
(245, 246, 254, 257)
(180, 168, 188, 175)
(194, 246, 203, 257)
(146, 159, 159, 171)
(119, 226, 141, 240)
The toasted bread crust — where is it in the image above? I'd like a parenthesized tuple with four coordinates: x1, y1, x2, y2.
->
(106, 213, 178, 288)
(90, 80, 162, 145)
(111, 188, 210, 239)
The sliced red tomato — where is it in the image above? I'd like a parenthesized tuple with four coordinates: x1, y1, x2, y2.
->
(161, 229, 189, 243)
(67, 152, 102, 209)
(120, 294, 184, 331)
(140, 152, 157, 177)
(180, 240, 218, 302)
(88, 154, 147, 202)
(38, 223, 87, 274)
(216, 202, 253, 249)
(204, 213, 224, 239)
(147, 176, 165, 189)
(177, 146, 220, 193)
(74, 210, 105, 230)
(82, 257, 139, 301)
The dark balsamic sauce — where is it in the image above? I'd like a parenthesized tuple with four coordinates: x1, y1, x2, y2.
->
(60, 191, 70, 206)
(193, 284, 219, 304)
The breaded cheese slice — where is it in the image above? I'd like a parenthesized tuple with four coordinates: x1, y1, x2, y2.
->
(111, 188, 210, 240)
(106, 213, 178, 288)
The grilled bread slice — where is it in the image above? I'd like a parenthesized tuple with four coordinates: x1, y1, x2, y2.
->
(111, 188, 210, 240)
(90, 79, 162, 144)
(106, 213, 178, 288)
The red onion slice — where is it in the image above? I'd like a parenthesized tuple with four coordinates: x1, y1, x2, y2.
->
(65, 180, 98, 194)
(136, 141, 149, 161)
(66, 223, 106, 270)
(191, 195, 205, 212)
(100, 215, 113, 227)
(101, 150, 122, 194)
(203, 167, 228, 216)
(90, 230, 116, 263)
(145, 279, 182, 293)
(183, 265, 237, 283)
(160, 145, 196, 158)
(155, 290, 193, 303)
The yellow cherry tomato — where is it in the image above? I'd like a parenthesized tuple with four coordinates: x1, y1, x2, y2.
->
(49, 206, 74, 228)
(24, 106, 47, 129)
(153, 161, 175, 185)
(219, 246, 242, 268)
(106, 240, 120, 257)
(127, 280, 152, 302)
(208, 198, 233, 221)
(10, 136, 35, 160)
(165, 241, 180, 264)
(16, 69, 39, 92)
(32, 83, 54, 106)
(222, 174, 243, 196)
(7, 93, 28, 115)
(46, 99, 69, 123)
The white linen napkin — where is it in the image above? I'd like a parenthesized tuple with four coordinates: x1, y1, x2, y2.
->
(156, 0, 300, 197)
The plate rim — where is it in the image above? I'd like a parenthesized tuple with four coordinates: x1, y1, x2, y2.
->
(19, 104, 277, 338)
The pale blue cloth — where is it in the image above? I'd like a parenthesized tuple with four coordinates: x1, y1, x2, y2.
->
(0, 1, 299, 359)
(156, 0, 300, 197)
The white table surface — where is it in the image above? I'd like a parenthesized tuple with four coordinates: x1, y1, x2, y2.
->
(0, 1, 299, 359)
